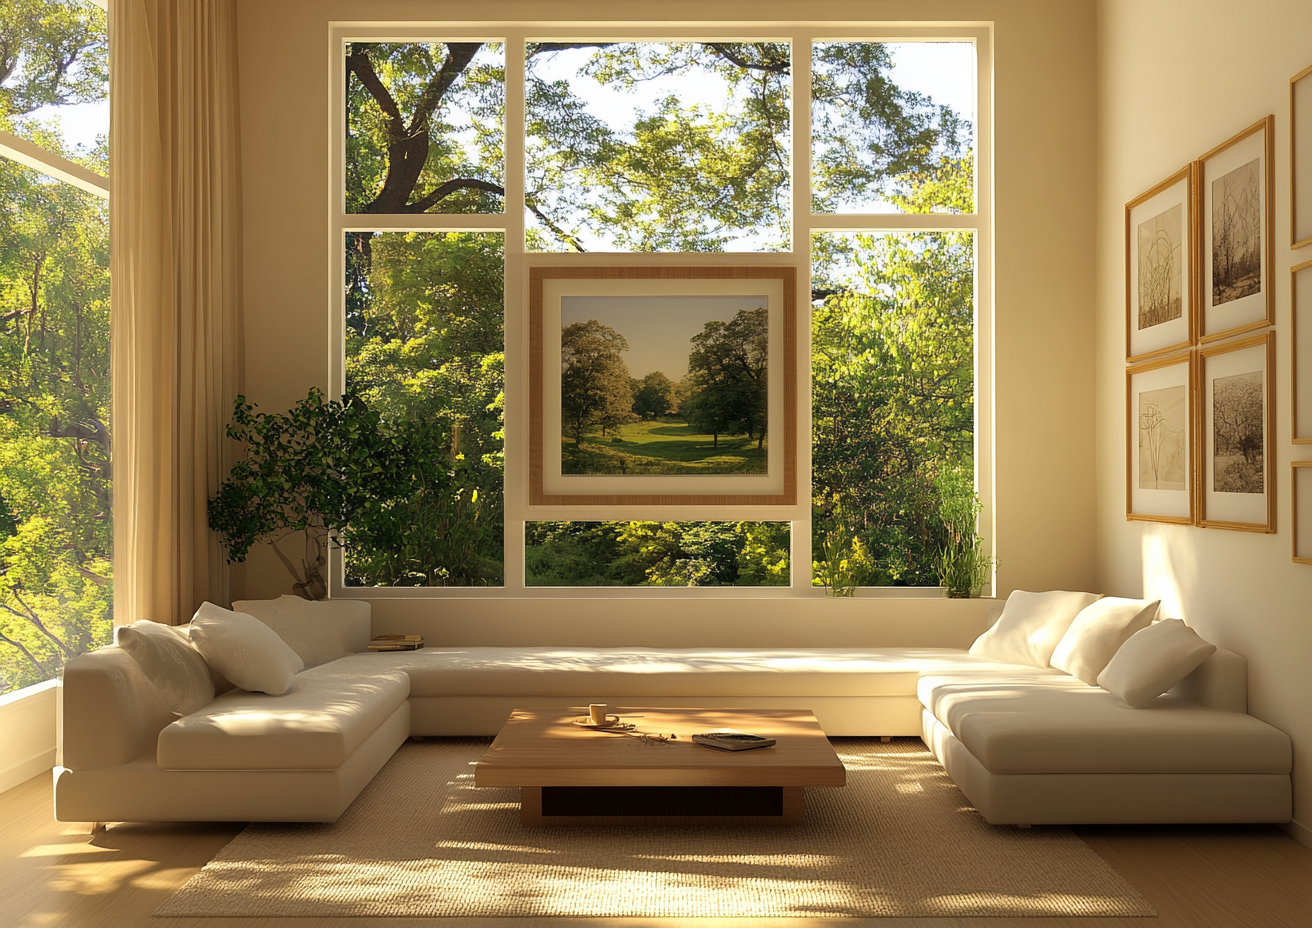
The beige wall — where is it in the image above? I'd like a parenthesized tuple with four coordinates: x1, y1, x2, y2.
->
(234, 0, 1096, 646)
(1096, 0, 1312, 843)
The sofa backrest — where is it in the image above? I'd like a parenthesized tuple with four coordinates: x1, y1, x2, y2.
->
(1169, 646, 1247, 713)
(232, 596, 372, 667)
(60, 646, 176, 768)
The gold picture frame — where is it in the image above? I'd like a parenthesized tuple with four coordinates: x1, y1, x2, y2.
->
(1197, 331, 1275, 533)
(529, 265, 798, 506)
(1291, 64, 1312, 249)
(1198, 116, 1275, 344)
(1292, 258, 1312, 443)
(1293, 462, 1312, 563)
(1127, 350, 1194, 524)
(1126, 164, 1196, 362)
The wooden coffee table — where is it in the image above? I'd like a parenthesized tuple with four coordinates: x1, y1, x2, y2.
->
(475, 707, 846, 826)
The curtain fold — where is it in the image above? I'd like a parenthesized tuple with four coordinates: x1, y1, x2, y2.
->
(111, 0, 243, 625)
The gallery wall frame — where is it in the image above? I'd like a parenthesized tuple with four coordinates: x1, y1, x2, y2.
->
(1292, 462, 1312, 564)
(1198, 116, 1275, 344)
(528, 265, 797, 507)
(1126, 350, 1195, 524)
(1291, 64, 1312, 249)
(1126, 164, 1196, 362)
(1292, 258, 1312, 443)
(1197, 330, 1275, 533)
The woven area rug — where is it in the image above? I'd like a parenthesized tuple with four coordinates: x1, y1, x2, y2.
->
(156, 737, 1155, 919)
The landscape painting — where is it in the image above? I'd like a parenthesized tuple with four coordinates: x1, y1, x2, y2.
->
(1137, 204, 1183, 330)
(1138, 385, 1186, 491)
(1211, 158, 1262, 307)
(560, 295, 769, 476)
(1212, 369, 1264, 493)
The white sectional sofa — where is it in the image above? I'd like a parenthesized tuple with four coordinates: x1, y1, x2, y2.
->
(54, 596, 1293, 827)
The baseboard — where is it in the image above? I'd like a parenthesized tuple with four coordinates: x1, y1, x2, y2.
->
(1279, 817, 1312, 850)
(0, 748, 55, 795)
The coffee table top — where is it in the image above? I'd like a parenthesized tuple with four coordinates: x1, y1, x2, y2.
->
(475, 707, 846, 788)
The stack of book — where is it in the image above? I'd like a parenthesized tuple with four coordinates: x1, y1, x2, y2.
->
(367, 634, 425, 652)
(691, 729, 776, 751)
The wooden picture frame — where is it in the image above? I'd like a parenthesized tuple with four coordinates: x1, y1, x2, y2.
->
(529, 266, 797, 506)
(1197, 331, 1275, 532)
(1126, 165, 1196, 361)
(1293, 462, 1312, 563)
(1127, 351, 1195, 524)
(1292, 258, 1312, 442)
(1291, 64, 1312, 249)
(1198, 116, 1275, 343)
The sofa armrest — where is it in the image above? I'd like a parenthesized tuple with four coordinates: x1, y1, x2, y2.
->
(1169, 647, 1247, 713)
(60, 647, 176, 769)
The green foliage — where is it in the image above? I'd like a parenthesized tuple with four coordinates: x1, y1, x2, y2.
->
(811, 156, 975, 587)
(934, 464, 994, 597)
(632, 371, 677, 420)
(0, 151, 112, 694)
(525, 521, 789, 587)
(685, 307, 768, 448)
(0, 0, 108, 119)
(560, 319, 635, 444)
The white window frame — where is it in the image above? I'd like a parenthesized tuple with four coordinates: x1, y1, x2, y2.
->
(327, 21, 992, 600)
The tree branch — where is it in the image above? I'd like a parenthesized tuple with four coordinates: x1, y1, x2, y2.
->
(525, 195, 588, 252)
(407, 178, 504, 213)
(706, 43, 790, 75)
(0, 629, 47, 675)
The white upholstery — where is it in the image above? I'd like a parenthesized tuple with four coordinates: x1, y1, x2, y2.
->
(1049, 597, 1159, 684)
(189, 602, 304, 696)
(114, 620, 214, 715)
(969, 590, 1101, 667)
(158, 662, 410, 770)
(1098, 618, 1217, 707)
(232, 596, 371, 668)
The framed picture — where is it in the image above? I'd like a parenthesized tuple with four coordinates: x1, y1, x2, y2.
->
(1126, 351, 1194, 524)
(1198, 116, 1275, 343)
(1293, 258, 1312, 442)
(1291, 64, 1312, 249)
(1198, 331, 1275, 532)
(529, 266, 797, 506)
(1126, 165, 1196, 361)
(1293, 462, 1312, 563)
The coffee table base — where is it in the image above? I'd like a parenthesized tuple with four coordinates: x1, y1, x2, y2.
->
(521, 785, 804, 826)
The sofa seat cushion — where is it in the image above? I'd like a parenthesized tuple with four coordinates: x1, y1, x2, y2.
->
(350, 646, 1035, 698)
(918, 673, 1291, 775)
(157, 663, 410, 771)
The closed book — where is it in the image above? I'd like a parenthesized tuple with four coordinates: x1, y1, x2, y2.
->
(691, 729, 776, 751)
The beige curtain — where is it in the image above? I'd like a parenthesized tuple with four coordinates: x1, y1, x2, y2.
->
(110, 0, 243, 626)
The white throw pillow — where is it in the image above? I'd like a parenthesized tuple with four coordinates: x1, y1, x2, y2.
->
(115, 620, 214, 715)
(968, 589, 1102, 668)
(1050, 597, 1160, 684)
(188, 602, 304, 696)
(1097, 619, 1217, 708)
(232, 594, 370, 667)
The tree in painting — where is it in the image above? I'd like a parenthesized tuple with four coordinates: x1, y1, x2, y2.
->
(1138, 386, 1186, 491)
(1211, 159, 1262, 306)
(1212, 370, 1264, 493)
(1137, 204, 1182, 329)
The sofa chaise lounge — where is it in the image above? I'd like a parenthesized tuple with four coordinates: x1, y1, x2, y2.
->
(54, 595, 1293, 827)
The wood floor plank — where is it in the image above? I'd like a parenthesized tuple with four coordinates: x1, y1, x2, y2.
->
(3, 770, 1309, 928)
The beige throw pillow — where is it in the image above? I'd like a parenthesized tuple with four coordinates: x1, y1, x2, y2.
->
(188, 602, 304, 696)
(1097, 619, 1217, 707)
(1050, 597, 1160, 684)
(968, 589, 1102, 668)
(115, 620, 215, 715)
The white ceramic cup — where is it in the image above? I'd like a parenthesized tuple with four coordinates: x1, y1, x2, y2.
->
(589, 704, 609, 725)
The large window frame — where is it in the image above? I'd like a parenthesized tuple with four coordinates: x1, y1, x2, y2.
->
(327, 21, 992, 600)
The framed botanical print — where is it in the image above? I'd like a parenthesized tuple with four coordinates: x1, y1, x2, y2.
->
(1198, 116, 1275, 343)
(1127, 351, 1194, 524)
(1291, 64, 1312, 249)
(529, 266, 798, 506)
(1197, 331, 1275, 532)
(1126, 165, 1195, 361)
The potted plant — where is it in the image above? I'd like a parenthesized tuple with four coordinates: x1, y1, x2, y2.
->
(935, 465, 996, 598)
(207, 389, 404, 600)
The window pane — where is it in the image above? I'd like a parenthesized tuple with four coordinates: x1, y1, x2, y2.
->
(346, 42, 504, 214)
(811, 41, 974, 214)
(526, 522, 789, 586)
(812, 229, 975, 587)
(0, 1, 109, 165)
(525, 41, 791, 252)
(561, 296, 768, 475)
(343, 231, 504, 586)
(0, 160, 111, 694)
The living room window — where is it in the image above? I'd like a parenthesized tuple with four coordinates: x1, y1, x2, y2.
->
(331, 24, 990, 598)
(0, 0, 111, 693)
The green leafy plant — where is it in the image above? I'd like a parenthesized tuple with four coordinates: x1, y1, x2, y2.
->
(207, 389, 404, 599)
(935, 465, 995, 598)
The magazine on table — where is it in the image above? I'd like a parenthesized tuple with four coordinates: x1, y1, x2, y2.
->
(691, 729, 776, 751)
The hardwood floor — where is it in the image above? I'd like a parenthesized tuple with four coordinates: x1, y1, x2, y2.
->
(4, 770, 1311, 928)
